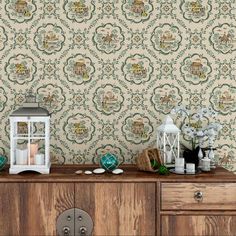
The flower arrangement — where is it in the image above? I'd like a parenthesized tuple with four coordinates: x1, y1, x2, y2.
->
(171, 105, 222, 151)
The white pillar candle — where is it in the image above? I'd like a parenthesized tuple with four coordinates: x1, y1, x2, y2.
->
(175, 158, 185, 166)
(166, 151, 172, 163)
(16, 149, 28, 165)
(175, 158, 185, 173)
(186, 163, 195, 173)
(202, 157, 211, 171)
(28, 143, 39, 165)
(35, 154, 45, 165)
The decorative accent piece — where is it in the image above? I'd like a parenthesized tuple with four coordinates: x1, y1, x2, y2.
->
(9, 92, 51, 174)
(171, 106, 222, 170)
(29, 143, 38, 165)
(136, 148, 162, 172)
(112, 168, 124, 175)
(15, 148, 28, 165)
(169, 168, 201, 175)
(0, 156, 7, 171)
(158, 165, 169, 175)
(157, 115, 180, 166)
(93, 168, 105, 174)
(100, 152, 119, 171)
(75, 170, 83, 175)
(186, 163, 195, 174)
(201, 156, 211, 172)
(35, 153, 45, 165)
(175, 158, 185, 173)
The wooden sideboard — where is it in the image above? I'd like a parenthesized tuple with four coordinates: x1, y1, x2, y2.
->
(0, 165, 235, 236)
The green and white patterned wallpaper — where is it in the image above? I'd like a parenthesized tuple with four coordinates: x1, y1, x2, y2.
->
(0, 0, 236, 171)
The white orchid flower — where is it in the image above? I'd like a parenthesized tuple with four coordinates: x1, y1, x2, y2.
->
(196, 130, 204, 137)
(182, 125, 195, 138)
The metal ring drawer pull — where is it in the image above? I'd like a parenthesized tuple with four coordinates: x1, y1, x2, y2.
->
(194, 191, 203, 202)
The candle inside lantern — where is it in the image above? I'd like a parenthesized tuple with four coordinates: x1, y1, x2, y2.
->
(186, 163, 195, 174)
(35, 153, 45, 165)
(16, 148, 28, 165)
(166, 150, 172, 163)
(28, 143, 38, 165)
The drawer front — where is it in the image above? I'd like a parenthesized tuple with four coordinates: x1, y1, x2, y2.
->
(161, 183, 236, 210)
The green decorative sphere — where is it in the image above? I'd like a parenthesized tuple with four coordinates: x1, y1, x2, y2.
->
(100, 153, 119, 171)
(0, 156, 7, 171)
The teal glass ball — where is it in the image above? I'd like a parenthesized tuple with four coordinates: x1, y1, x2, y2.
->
(0, 156, 7, 171)
(100, 153, 119, 171)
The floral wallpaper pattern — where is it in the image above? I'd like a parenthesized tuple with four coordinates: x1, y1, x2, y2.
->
(0, 0, 236, 172)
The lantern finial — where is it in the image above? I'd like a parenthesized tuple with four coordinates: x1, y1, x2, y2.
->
(163, 115, 174, 125)
(23, 91, 38, 108)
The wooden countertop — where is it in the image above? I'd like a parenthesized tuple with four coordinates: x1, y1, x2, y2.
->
(0, 165, 235, 183)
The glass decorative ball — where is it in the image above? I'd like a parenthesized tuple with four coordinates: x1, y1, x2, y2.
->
(100, 153, 119, 171)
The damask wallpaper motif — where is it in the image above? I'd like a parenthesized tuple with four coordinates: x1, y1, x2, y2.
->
(0, 0, 236, 171)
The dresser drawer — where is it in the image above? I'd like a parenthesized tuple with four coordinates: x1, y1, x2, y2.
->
(161, 183, 236, 210)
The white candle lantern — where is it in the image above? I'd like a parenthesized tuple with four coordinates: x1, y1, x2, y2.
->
(157, 115, 180, 165)
(9, 93, 50, 174)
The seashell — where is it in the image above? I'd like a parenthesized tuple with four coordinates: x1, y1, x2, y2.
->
(112, 168, 124, 175)
(75, 170, 83, 175)
(84, 170, 93, 175)
(93, 168, 105, 174)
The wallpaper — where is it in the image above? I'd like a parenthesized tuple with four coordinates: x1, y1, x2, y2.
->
(0, 0, 235, 171)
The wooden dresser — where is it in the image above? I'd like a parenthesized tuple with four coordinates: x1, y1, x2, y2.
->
(0, 165, 235, 236)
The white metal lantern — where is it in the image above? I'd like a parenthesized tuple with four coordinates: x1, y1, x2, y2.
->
(9, 93, 50, 174)
(157, 115, 180, 166)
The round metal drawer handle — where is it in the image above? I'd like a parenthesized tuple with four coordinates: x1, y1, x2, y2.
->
(194, 191, 203, 202)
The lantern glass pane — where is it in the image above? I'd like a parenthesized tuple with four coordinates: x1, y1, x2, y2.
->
(165, 133, 178, 159)
(31, 122, 45, 137)
(14, 139, 29, 165)
(16, 122, 28, 137)
(29, 139, 45, 165)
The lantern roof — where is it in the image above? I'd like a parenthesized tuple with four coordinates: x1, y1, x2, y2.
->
(10, 106, 50, 117)
(10, 92, 50, 117)
(157, 115, 180, 133)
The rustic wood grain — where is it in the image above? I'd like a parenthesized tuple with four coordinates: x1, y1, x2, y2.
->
(0, 183, 74, 236)
(0, 183, 21, 236)
(161, 183, 236, 210)
(156, 182, 161, 236)
(161, 215, 236, 236)
(75, 183, 156, 236)
(161, 210, 236, 215)
(0, 166, 235, 236)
